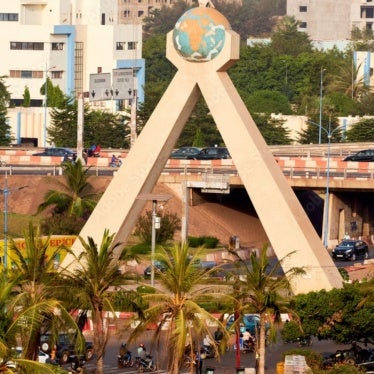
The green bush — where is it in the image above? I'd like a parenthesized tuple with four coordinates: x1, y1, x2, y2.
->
(314, 364, 362, 374)
(188, 236, 219, 248)
(281, 320, 303, 342)
(128, 242, 151, 255)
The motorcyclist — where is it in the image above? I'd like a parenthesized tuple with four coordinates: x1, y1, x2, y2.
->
(138, 343, 153, 368)
(118, 342, 131, 366)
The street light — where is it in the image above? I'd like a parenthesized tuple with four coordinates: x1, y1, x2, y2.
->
(318, 68, 326, 145)
(137, 193, 172, 286)
(44, 64, 56, 147)
(1, 173, 28, 270)
(307, 119, 342, 248)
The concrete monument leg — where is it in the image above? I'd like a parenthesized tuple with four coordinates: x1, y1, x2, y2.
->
(62, 6, 342, 294)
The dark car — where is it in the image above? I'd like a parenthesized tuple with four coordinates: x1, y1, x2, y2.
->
(144, 261, 167, 278)
(40, 332, 94, 364)
(344, 149, 374, 162)
(187, 147, 231, 160)
(332, 239, 369, 261)
(358, 351, 374, 374)
(32, 147, 77, 161)
(170, 147, 202, 159)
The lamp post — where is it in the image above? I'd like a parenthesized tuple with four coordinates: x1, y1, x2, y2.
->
(1, 174, 28, 269)
(137, 193, 172, 286)
(44, 64, 56, 147)
(318, 68, 326, 145)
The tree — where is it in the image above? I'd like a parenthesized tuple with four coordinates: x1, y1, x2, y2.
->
(134, 209, 181, 244)
(270, 16, 313, 57)
(49, 96, 130, 148)
(22, 86, 31, 107)
(346, 118, 374, 142)
(245, 90, 292, 115)
(65, 230, 138, 374)
(37, 160, 99, 234)
(129, 242, 230, 373)
(298, 113, 343, 144)
(0, 76, 12, 146)
(253, 113, 293, 145)
(229, 246, 305, 374)
(7, 223, 84, 362)
(40, 78, 65, 108)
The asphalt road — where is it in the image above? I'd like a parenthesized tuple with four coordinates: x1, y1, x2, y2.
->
(74, 329, 354, 374)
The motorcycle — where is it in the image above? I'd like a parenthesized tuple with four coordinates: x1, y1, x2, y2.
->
(242, 337, 256, 353)
(117, 350, 134, 368)
(135, 354, 157, 371)
(70, 354, 86, 373)
(296, 335, 312, 347)
(201, 344, 216, 359)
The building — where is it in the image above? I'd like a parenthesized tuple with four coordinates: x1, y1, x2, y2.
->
(287, 0, 374, 41)
(0, 0, 144, 146)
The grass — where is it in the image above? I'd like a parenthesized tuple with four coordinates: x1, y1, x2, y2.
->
(0, 213, 42, 239)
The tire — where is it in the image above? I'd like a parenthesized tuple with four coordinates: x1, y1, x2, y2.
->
(86, 348, 94, 361)
(344, 357, 356, 366)
(41, 342, 49, 352)
(149, 363, 157, 371)
(59, 350, 70, 364)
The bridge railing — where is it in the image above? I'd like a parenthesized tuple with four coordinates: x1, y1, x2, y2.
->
(1, 164, 374, 181)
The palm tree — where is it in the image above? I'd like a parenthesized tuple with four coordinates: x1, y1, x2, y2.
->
(37, 159, 98, 217)
(129, 242, 230, 374)
(229, 245, 305, 374)
(7, 223, 84, 362)
(65, 229, 139, 374)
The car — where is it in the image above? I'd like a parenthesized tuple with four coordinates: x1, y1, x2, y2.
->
(144, 261, 167, 278)
(332, 239, 369, 261)
(187, 147, 231, 160)
(32, 147, 77, 161)
(358, 351, 374, 374)
(170, 147, 202, 159)
(225, 314, 261, 335)
(343, 149, 374, 162)
(6, 348, 56, 368)
(40, 332, 94, 364)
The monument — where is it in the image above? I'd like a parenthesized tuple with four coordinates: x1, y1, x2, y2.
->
(62, 3, 342, 294)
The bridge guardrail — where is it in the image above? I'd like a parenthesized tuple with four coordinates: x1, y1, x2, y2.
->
(2, 164, 373, 181)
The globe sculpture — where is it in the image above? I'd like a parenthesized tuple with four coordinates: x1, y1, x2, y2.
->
(173, 7, 231, 62)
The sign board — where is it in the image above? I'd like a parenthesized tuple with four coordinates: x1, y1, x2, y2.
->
(112, 69, 134, 100)
(89, 73, 112, 101)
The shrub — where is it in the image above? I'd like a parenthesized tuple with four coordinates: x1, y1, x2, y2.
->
(188, 236, 219, 248)
(281, 320, 302, 343)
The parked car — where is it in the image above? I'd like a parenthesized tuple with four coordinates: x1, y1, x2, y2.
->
(144, 260, 167, 278)
(40, 332, 94, 364)
(187, 147, 231, 160)
(225, 314, 261, 335)
(344, 149, 374, 162)
(32, 147, 77, 161)
(332, 239, 369, 261)
(6, 348, 57, 368)
(358, 351, 374, 374)
(170, 147, 202, 159)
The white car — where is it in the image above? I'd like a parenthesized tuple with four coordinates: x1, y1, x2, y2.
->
(6, 348, 52, 368)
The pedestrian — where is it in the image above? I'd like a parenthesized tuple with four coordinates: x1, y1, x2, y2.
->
(194, 350, 203, 374)
(343, 232, 350, 240)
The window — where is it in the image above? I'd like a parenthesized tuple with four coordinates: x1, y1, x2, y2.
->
(10, 42, 44, 50)
(51, 71, 63, 79)
(128, 42, 137, 50)
(138, 10, 144, 16)
(299, 6, 307, 12)
(123, 10, 130, 17)
(9, 70, 43, 78)
(361, 6, 374, 18)
(116, 42, 125, 50)
(52, 42, 64, 51)
(0, 13, 18, 21)
(299, 22, 307, 28)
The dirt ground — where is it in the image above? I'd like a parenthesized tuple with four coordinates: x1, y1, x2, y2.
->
(3, 174, 373, 281)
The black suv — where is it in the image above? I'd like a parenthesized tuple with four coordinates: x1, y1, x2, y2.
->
(187, 147, 231, 160)
(40, 332, 94, 364)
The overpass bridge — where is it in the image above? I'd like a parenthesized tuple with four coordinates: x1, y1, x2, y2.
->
(0, 144, 373, 248)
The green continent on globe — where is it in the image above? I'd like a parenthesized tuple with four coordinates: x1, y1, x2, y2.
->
(173, 7, 231, 62)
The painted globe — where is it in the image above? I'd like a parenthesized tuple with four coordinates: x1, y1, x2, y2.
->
(173, 7, 231, 62)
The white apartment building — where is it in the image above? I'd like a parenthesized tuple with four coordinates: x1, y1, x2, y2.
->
(0, 0, 144, 146)
(287, 0, 374, 41)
